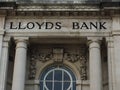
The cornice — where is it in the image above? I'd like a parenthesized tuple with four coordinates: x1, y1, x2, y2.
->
(0, 2, 119, 17)
(16, 4, 100, 12)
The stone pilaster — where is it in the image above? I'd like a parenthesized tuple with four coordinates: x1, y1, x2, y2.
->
(112, 16, 120, 32)
(111, 16, 120, 90)
(112, 36, 120, 90)
(106, 37, 115, 90)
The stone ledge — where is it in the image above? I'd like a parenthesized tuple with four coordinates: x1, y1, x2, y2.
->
(7, 79, 108, 85)
(5, 31, 111, 37)
(112, 30, 120, 36)
(0, 2, 119, 16)
(17, 4, 99, 11)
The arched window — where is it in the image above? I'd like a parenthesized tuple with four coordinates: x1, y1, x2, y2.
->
(40, 65, 76, 90)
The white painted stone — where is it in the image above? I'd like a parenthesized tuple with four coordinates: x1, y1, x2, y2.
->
(0, 16, 5, 66)
(0, 16, 5, 90)
(5, 18, 111, 32)
(12, 37, 28, 90)
(113, 36, 120, 90)
(0, 17, 5, 29)
(106, 37, 115, 90)
(88, 38, 102, 90)
(112, 16, 120, 31)
(0, 37, 10, 90)
(0, 35, 3, 64)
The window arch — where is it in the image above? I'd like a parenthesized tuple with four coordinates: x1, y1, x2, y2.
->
(40, 65, 76, 90)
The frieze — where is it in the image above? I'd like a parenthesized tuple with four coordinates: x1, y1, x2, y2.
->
(5, 18, 111, 32)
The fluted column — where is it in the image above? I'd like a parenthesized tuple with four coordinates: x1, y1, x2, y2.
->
(88, 37, 102, 90)
(12, 37, 29, 90)
(0, 37, 10, 90)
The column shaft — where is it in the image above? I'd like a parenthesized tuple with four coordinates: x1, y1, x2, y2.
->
(12, 40, 27, 90)
(89, 41, 102, 90)
(0, 38, 9, 90)
(0, 35, 3, 61)
(107, 37, 115, 90)
(113, 36, 120, 90)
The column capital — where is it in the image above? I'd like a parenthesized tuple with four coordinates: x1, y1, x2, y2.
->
(87, 37, 102, 42)
(14, 37, 29, 43)
(2, 36, 11, 47)
(0, 30, 4, 35)
(106, 37, 114, 48)
(3, 36, 11, 42)
(14, 37, 29, 49)
(87, 37, 102, 46)
(106, 37, 113, 43)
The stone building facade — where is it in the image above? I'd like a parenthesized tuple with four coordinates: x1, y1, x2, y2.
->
(0, 0, 120, 90)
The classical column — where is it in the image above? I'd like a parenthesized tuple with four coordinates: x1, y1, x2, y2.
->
(106, 37, 115, 90)
(0, 17, 6, 90)
(88, 38, 102, 90)
(12, 37, 29, 90)
(0, 31, 4, 62)
(0, 37, 10, 90)
(0, 16, 5, 63)
(112, 16, 120, 90)
(113, 36, 120, 90)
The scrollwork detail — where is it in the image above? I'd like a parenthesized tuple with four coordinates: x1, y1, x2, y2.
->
(39, 53, 53, 62)
(29, 46, 88, 80)
(29, 54, 37, 79)
(64, 53, 80, 62)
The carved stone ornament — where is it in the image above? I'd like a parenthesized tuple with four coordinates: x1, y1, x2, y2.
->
(64, 53, 81, 62)
(30, 48, 53, 62)
(53, 48, 64, 62)
(79, 55, 87, 80)
(29, 54, 36, 79)
(39, 53, 53, 62)
(63, 52, 87, 80)
(29, 47, 87, 80)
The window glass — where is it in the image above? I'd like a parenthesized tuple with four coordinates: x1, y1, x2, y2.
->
(40, 65, 76, 90)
